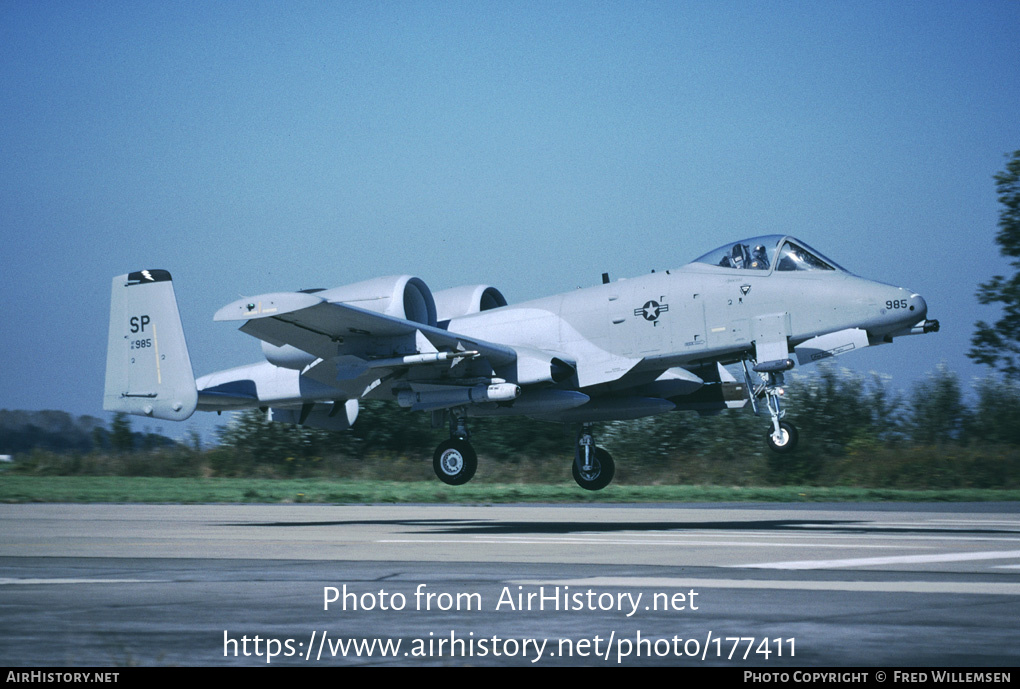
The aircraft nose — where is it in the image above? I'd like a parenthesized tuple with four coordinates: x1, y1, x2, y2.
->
(909, 293, 927, 320)
(908, 293, 940, 333)
(872, 287, 930, 337)
(890, 291, 927, 324)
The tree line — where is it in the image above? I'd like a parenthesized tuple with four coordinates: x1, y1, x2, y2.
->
(6, 364, 1019, 488)
(206, 364, 1020, 487)
(0, 409, 177, 455)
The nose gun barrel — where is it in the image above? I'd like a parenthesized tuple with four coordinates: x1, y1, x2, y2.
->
(911, 319, 940, 335)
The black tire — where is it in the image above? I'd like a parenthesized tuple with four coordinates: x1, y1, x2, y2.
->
(433, 438, 477, 485)
(572, 447, 615, 491)
(765, 421, 799, 453)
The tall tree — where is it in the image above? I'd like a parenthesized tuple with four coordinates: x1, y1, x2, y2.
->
(970, 150, 1020, 379)
(110, 412, 133, 452)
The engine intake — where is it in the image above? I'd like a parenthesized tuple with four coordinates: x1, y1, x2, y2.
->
(319, 275, 437, 326)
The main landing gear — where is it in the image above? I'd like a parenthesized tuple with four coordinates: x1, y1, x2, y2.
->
(573, 424, 615, 491)
(432, 409, 477, 486)
(743, 359, 799, 454)
(430, 412, 617, 491)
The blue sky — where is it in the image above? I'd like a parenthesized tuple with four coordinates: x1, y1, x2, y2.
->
(1, 1, 1018, 442)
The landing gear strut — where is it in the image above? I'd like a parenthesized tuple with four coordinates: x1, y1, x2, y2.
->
(433, 408, 477, 485)
(572, 424, 615, 491)
(743, 359, 799, 454)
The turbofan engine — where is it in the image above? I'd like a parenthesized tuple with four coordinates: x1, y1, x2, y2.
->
(432, 284, 508, 324)
(263, 275, 437, 369)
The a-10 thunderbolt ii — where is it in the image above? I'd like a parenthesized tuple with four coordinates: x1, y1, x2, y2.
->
(105, 235, 938, 490)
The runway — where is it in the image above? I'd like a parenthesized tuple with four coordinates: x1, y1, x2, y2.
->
(2, 502, 1019, 666)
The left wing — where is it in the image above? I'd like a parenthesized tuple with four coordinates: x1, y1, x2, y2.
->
(215, 291, 518, 401)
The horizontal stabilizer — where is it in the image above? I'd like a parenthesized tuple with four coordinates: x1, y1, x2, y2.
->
(196, 378, 259, 410)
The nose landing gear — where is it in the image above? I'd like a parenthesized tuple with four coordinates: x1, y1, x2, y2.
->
(765, 419, 798, 453)
(743, 359, 799, 454)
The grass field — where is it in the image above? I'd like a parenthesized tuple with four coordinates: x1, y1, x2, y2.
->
(2, 475, 1018, 504)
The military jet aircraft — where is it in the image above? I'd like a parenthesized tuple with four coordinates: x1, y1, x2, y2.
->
(104, 235, 938, 490)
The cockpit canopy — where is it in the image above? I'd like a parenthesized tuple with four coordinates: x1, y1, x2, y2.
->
(691, 235, 845, 273)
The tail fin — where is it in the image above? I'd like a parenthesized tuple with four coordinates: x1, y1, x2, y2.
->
(104, 270, 197, 421)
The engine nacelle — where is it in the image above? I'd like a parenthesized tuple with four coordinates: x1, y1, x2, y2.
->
(262, 276, 437, 369)
(433, 284, 508, 324)
(319, 275, 437, 326)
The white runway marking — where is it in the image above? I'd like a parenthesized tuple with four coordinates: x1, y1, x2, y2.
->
(734, 549, 1020, 570)
(924, 520, 1020, 527)
(0, 578, 160, 585)
(379, 537, 919, 549)
(514, 577, 1020, 596)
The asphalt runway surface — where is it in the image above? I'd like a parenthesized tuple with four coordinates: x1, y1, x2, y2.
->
(2, 502, 1019, 667)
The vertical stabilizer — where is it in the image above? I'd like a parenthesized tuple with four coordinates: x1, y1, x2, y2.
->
(104, 270, 197, 421)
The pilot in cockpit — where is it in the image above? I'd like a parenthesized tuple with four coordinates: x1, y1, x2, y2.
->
(749, 244, 770, 270)
(719, 243, 770, 270)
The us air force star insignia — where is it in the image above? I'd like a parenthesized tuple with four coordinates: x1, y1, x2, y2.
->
(740, 284, 751, 296)
(634, 300, 669, 321)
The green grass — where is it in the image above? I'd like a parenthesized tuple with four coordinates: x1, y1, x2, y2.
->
(2, 475, 1018, 504)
